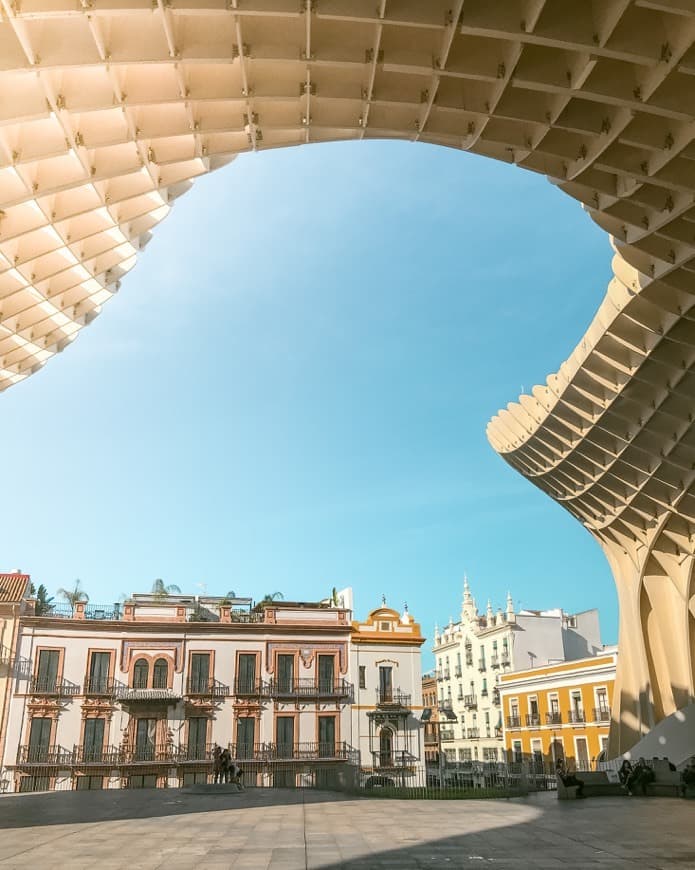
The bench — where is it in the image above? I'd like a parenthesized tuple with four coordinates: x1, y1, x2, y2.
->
(556, 771, 624, 799)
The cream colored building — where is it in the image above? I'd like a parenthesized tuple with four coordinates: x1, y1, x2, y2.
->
(0, 571, 31, 791)
(433, 578, 602, 764)
(1, 588, 424, 792)
(3, 1, 695, 756)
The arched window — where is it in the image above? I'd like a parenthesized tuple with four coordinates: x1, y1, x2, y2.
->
(133, 658, 149, 689)
(153, 658, 169, 689)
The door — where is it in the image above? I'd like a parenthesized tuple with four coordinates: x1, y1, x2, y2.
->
(378, 666, 393, 703)
(575, 737, 590, 771)
(276, 716, 295, 758)
(36, 650, 59, 693)
(379, 728, 393, 767)
(28, 717, 51, 762)
(190, 653, 210, 693)
(318, 716, 335, 758)
(237, 717, 255, 760)
(187, 717, 207, 760)
(135, 718, 156, 761)
(318, 655, 334, 694)
(277, 654, 294, 694)
(237, 654, 256, 694)
(88, 653, 110, 693)
(83, 718, 105, 762)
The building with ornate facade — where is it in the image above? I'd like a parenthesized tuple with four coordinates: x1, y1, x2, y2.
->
(433, 579, 603, 765)
(0, 585, 424, 792)
(499, 650, 617, 770)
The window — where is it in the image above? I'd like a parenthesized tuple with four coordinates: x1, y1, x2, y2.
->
(379, 666, 393, 702)
(28, 717, 51, 762)
(358, 665, 366, 689)
(36, 649, 59, 692)
(237, 717, 255, 759)
(135, 719, 156, 761)
(133, 658, 148, 689)
(483, 747, 498, 761)
(318, 655, 335, 693)
(83, 718, 105, 762)
(76, 775, 103, 790)
(575, 736, 590, 770)
(485, 711, 490, 737)
(596, 688, 609, 713)
(88, 652, 111, 693)
(379, 729, 393, 767)
(460, 748, 472, 761)
(276, 716, 295, 758)
(318, 716, 336, 757)
(277, 654, 294, 693)
(512, 740, 522, 763)
(237, 654, 256, 693)
(189, 653, 210, 693)
(187, 718, 207, 759)
(380, 621, 391, 631)
(153, 658, 169, 689)
(549, 694, 559, 713)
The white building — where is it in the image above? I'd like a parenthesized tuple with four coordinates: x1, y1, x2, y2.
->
(1, 587, 424, 792)
(433, 578, 602, 764)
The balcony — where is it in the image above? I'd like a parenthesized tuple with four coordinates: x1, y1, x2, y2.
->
(463, 694, 477, 710)
(500, 652, 510, 666)
(185, 678, 231, 699)
(233, 678, 267, 698)
(457, 692, 464, 701)
(435, 669, 444, 682)
(29, 676, 80, 697)
(506, 716, 521, 729)
(525, 713, 541, 727)
(492, 689, 500, 706)
(490, 655, 500, 669)
(230, 742, 357, 762)
(17, 745, 73, 766)
(375, 688, 411, 709)
(83, 675, 125, 698)
(439, 698, 454, 713)
(481, 687, 488, 698)
(478, 659, 486, 672)
(593, 707, 610, 723)
(118, 687, 182, 704)
(73, 745, 125, 765)
(466, 728, 480, 739)
(440, 729, 455, 742)
(567, 710, 586, 724)
(494, 725, 503, 738)
(371, 749, 417, 770)
(267, 678, 353, 701)
(545, 712, 562, 725)
(465, 655, 473, 667)
(454, 666, 462, 678)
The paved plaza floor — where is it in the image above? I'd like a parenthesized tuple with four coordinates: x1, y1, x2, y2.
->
(0, 787, 692, 869)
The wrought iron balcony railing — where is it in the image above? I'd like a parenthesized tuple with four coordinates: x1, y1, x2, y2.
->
(593, 707, 610, 722)
(440, 729, 455, 742)
(567, 710, 586, 724)
(435, 669, 444, 682)
(454, 665, 462, 678)
(500, 652, 510, 666)
(490, 655, 500, 668)
(229, 741, 357, 762)
(478, 659, 486, 672)
(525, 713, 541, 727)
(545, 712, 562, 725)
(233, 678, 268, 698)
(185, 678, 230, 698)
(467, 728, 480, 739)
(506, 716, 521, 729)
(17, 745, 73, 765)
(371, 750, 417, 770)
(83, 675, 126, 698)
(267, 678, 353, 701)
(30, 676, 80, 697)
(463, 694, 477, 709)
(465, 654, 473, 666)
(375, 688, 411, 709)
(492, 689, 501, 705)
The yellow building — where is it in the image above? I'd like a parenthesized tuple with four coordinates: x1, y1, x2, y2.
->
(499, 650, 617, 771)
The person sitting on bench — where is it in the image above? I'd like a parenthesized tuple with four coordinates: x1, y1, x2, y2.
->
(681, 757, 695, 797)
(556, 758, 585, 798)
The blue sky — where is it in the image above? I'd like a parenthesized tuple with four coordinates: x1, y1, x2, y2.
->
(2, 140, 617, 667)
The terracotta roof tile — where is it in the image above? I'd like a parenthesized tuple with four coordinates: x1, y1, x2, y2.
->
(0, 573, 30, 603)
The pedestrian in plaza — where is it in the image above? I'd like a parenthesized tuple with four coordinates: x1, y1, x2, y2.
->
(680, 757, 695, 797)
(618, 759, 633, 788)
(213, 744, 224, 784)
(556, 757, 585, 798)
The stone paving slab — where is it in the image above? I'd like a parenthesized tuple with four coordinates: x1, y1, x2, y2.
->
(0, 788, 692, 869)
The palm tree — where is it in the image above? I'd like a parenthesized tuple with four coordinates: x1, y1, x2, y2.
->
(57, 579, 89, 614)
(35, 584, 55, 616)
(261, 592, 284, 603)
(151, 578, 181, 599)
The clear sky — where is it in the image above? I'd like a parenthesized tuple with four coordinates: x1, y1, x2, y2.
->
(2, 140, 617, 668)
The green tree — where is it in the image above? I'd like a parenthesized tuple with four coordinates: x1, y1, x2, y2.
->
(261, 592, 284, 603)
(35, 584, 55, 616)
(56, 579, 89, 614)
(151, 578, 181, 599)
